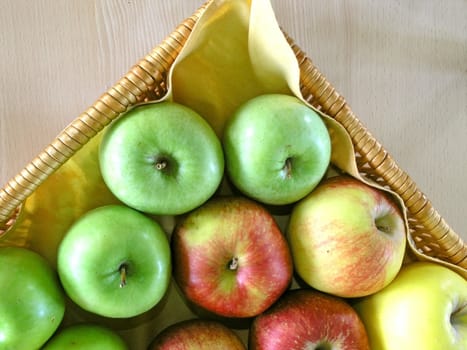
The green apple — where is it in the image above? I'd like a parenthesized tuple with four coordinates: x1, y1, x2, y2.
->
(223, 94, 331, 205)
(42, 324, 128, 349)
(287, 175, 406, 297)
(0, 246, 65, 349)
(99, 101, 224, 215)
(57, 205, 171, 318)
(353, 262, 467, 350)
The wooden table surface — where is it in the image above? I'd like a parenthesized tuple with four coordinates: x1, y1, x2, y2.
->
(1, 0, 466, 245)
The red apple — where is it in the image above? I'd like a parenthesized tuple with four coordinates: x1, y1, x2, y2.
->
(287, 175, 407, 297)
(171, 196, 293, 318)
(148, 318, 246, 349)
(249, 289, 370, 350)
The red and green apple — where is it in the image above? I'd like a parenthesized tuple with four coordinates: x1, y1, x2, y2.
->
(287, 175, 407, 297)
(249, 288, 370, 349)
(148, 319, 246, 349)
(171, 196, 293, 318)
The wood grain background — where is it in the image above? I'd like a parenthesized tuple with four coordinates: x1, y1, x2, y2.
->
(1, 0, 466, 242)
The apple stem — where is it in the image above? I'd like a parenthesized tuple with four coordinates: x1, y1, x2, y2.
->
(155, 159, 168, 170)
(283, 157, 293, 179)
(119, 263, 128, 288)
(227, 257, 239, 271)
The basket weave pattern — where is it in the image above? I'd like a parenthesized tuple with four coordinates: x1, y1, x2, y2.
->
(1, 1, 466, 276)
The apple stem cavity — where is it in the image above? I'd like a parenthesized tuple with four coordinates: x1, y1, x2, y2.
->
(375, 214, 394, 234)
(314, 341, 334, 350)
(119, 263, 128, 288)
(227, 257, 239, 271)
(451, 302, 467, 325)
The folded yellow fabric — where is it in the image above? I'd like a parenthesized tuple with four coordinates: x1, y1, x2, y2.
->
(167, 0, 363, 180)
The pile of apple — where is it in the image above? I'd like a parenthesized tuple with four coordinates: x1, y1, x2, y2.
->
(1, 94, 466, 349)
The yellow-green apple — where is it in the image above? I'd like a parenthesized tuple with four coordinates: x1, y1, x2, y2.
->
(0, 246, 65, 349)
(57, 205, 171, 318)
(99, 101, 224, 215)
(171, 196, 293, 318)
(353, 262, 467, 350)
(42, 324, 128, 349)
(287, 175, 406, 297)
(148, 319, 246, 349)
(223, 94, 331, 206)
(249, 289, 370, 349)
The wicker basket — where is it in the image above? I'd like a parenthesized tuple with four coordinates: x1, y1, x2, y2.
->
(0, 0, 466, 281)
